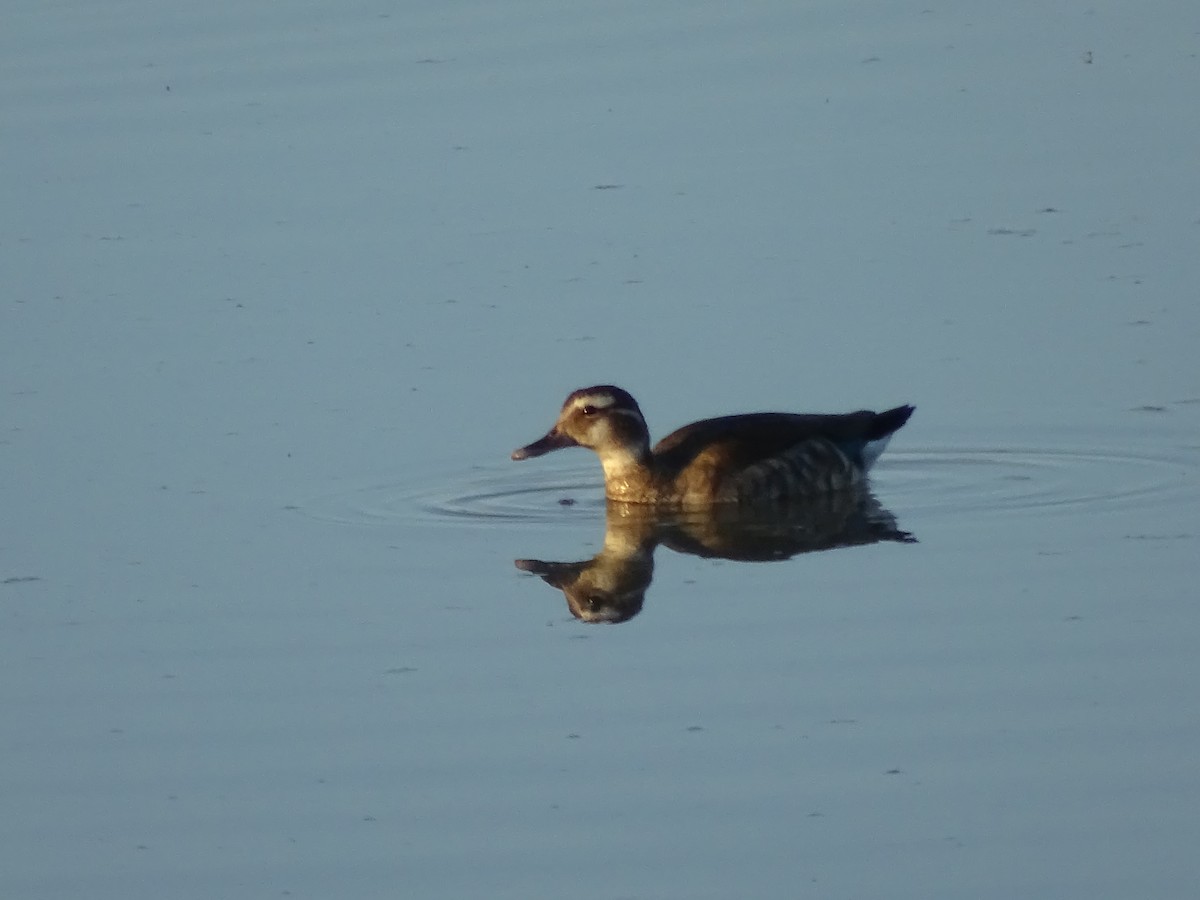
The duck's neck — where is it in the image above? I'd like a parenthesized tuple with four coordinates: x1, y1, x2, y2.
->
(596, 442, 658, 502)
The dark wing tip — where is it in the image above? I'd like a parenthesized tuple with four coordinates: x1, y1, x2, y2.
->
(870, 404, 916, 440)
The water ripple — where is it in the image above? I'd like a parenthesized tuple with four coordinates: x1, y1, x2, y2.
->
(880, 445, 1197, 519)
(297, 445, 1198, 527)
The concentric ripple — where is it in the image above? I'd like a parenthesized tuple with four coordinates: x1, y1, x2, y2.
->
(297, 445, 1198, 528)
(877, 445, 1197, 520)
(300, 462, 605, 527)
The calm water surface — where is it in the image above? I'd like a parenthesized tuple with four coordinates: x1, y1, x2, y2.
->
(4, 1, 1199, 898)
(301, 422, 1200, 898)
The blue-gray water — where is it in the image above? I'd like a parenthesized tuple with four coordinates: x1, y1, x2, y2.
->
(4, 1, 1199, 897)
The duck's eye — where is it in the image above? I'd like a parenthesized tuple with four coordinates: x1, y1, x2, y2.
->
(581, 404, 598, 416)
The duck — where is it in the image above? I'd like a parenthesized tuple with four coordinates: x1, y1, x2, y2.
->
(511, 386, 914, 505)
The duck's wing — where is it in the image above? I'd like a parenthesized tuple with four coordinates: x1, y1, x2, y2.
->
(652, 409, 911, 472)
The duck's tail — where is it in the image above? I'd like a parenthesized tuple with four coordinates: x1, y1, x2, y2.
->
(861, 405, 915, 469)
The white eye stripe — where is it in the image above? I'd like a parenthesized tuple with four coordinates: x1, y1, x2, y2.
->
(576, 394, 615, 410)
(568, 394, 645, 429)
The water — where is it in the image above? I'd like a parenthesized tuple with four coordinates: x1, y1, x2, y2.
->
(4, 1, 1199, 898)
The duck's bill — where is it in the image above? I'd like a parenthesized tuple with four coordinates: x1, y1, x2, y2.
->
(514, 557, 583, 586)
(511, 430, 577, 460)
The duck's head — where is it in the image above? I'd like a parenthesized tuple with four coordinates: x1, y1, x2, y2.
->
(512, 385, 650, 462)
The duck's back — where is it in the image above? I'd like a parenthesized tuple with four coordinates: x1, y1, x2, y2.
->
(652, 407, 913, 502)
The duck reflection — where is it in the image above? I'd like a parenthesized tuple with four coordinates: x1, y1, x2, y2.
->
(516, 489, 914, 624)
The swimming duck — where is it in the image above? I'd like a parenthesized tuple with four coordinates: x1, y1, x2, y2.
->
(511, 385, 914, 505)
